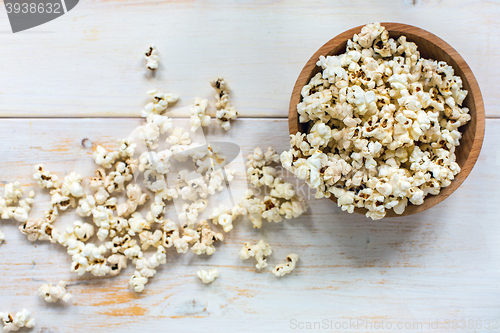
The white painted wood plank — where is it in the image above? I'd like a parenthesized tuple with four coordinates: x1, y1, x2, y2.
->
(0, 118, 499, 332)
(0, 0, 499, 118)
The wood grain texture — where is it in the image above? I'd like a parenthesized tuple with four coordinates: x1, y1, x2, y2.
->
(0, 0, 500, 117)
(0, 118, 500, 332)
(289, 22, 485, 218)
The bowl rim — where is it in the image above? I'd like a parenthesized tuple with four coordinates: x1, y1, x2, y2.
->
(288, 22, 485, 218)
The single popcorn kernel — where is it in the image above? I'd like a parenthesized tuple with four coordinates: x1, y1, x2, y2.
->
(273, 253, 299, 277)
(197, 269, 219, 284)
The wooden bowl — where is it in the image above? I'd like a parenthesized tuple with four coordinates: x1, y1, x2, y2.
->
(289, 23, 485, 217)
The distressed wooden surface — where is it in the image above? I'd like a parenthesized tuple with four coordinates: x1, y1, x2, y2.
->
(0, 0, 500, 117)
(0, 118, 500, 333)
(1, 0, 500, 332)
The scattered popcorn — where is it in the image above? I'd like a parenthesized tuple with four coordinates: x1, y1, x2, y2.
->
(38, 281, 72, 303)
(209, 204, 234, 232)
(166, 127, 191, 146)
(282, 22, 471, 219)
(0, 309, 35, 332)
(3, 182, 22, 205)
(273, 253, 299, 277)
(144, 44, 160, 70)
(92, 146, 119, 169)
(243, 147, 308, 228)
(141, 90, 178, 118)
(240, 240, 272, 269)
(33, 164, 59, 189)
(129, 270, 149, 293)
(197, 269, 219, 284)
(61, 172, 84, 198)
(189, 98, 211, 132)
(108, 254, 127, 276)
(1, 55, 311, 300)
(191, 220, 223, 255)
(211, 77, 238, 130)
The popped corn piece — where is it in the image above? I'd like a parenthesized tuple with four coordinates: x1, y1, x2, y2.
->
(0, 229, 4, 245)
(190, 98, 211, 132)
(38, 281, 72, 303)
(129, 270, 148, 293)
(12, 199, 33, 223)
(108, 254, 127, 276)
(166, 127, 191, 146)
(139, 229, 163, 250)
(61, 172, 84, 198)
(144, 44, 160, 70)
(117, 184, 149, 217)
(197, 269, 219, 284)
(0, 309, 35, 332)
(133, 245, 166, 279)
(76, 195, 96, 217)
(273, 253, 299, 277)
(3, 182, 23, 205)
(117, 137, 136, 159)
(73, 221, 94, 242)
(191, 220, 224, 255)
(211, 77, 238, 130)
(141, 90, 177, 118)
(178, 199, 207, 223)
(92, 146, 119, 169)
(209, 204, 234, 232)
(128, 212, 150, 236)
(240, 240, 272, 269)
(33, 164, 59, 189)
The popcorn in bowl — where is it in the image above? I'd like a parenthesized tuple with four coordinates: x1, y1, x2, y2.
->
(281, 22, 471, 220)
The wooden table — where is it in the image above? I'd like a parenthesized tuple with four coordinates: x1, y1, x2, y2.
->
(1, 1, 499, 332)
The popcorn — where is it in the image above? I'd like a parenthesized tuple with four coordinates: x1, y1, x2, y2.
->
(118, 137, 136, 159)
(12, 199, 33, 223)
(3, 182, 23, 205)
(0, 229, 4, 245)
(133, 245, 166, 280)
(197, 269, 219, 284)
(141, 90, 178, 118)
(6, 64, 312, 296)
(139, 115, 173, 149)
(130, 270, 149, 293)
(243, 148, 308, 228)
(128, 212, 150, 236)
(117, 184, 149, 217)
(93, 146, 119, 169)
(145, 195, 166, 224)
(108, 254, 127, 276)
(0, 309, 35, 332)
(139, 229, 163, 250)
(33, 164, 59, 189)
(166, 127, 191, 146)
(191, 220, 223, 255)
(239, 240, 272, 269)
(73, 221, 95, 242)
(211, 77, 238, 130)
(38, 281, 72, 303)
(189, 98, 211, 132)
(144, 44, 160, 70)
(61, 172, 84, 198)
(209, 204, 234, 232)
(273, 253, 299, 277)
(283, 22, 471, 220)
